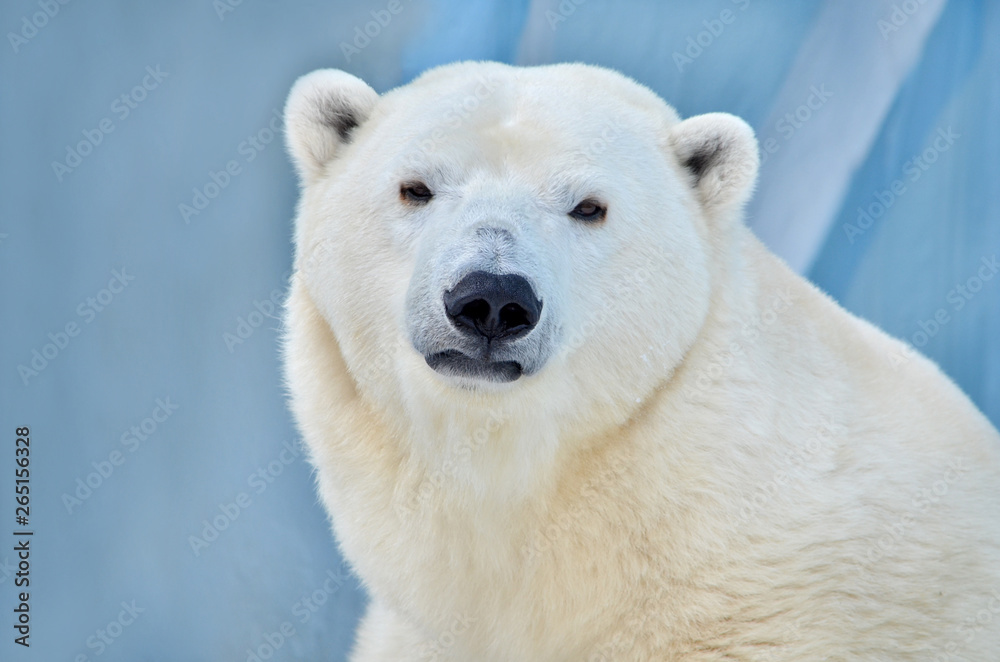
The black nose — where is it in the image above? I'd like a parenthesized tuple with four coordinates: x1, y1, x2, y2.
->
(444, 271, 542, 342)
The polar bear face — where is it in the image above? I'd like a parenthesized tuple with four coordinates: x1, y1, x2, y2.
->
(286, 62, 758, 449)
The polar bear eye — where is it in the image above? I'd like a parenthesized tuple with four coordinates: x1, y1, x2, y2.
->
(400, 182, 434, 204)
(569, 199, 607, 223)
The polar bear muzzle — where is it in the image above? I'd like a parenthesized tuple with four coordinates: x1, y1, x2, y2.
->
(422, 270, 543, 383)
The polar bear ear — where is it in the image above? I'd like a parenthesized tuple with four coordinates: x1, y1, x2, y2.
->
(284, 69, 379, 184)
(668, 113, 759, 219)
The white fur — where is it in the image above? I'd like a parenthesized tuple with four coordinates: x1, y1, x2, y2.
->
(282, 62, 1000, 660)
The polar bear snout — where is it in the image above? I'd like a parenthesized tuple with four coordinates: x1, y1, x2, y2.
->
(443, 271, 542, 343)
(419, 270, 545, 384)
(404, 215, 556, 386)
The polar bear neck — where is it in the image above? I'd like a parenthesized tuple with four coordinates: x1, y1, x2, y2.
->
(393, 371, 568, 503)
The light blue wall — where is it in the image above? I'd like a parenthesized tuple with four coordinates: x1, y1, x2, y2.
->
(810, 0, 1000, 425)
(1, 1, 995, 660)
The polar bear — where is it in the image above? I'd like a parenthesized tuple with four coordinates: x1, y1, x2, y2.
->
(282, 62, 1000, 661)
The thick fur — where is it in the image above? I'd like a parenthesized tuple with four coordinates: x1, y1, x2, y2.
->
(282, 61, 1000, 661)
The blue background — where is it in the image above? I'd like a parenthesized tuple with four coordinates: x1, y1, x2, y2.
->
(1, 1, 997, 660)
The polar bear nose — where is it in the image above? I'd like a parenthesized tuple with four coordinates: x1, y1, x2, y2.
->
(444, 271, 542, 342)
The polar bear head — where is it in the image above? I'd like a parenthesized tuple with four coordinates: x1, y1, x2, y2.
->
(285, 62, 757, 479)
